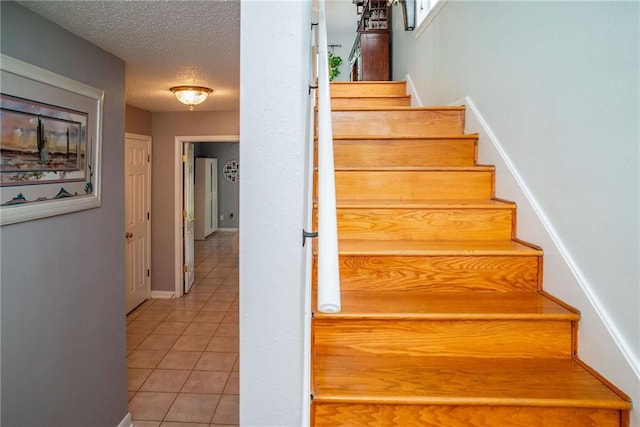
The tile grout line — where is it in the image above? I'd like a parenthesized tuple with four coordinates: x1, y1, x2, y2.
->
(127, 231, 239, 425)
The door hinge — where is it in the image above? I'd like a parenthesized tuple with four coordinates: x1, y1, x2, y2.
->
(183, 264, 188, 273)
(147, 154, 150, 162)
(182, 154, 188, 163)
(182, 210, 187, 218)
(147, 269, 150, 277)
(147, 212, 150, 220)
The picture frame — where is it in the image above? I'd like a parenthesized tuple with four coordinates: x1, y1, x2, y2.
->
(402, 0, 416, 30)
(0, 54, 103, 226)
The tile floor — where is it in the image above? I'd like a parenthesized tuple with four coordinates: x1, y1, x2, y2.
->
(126, 231, 239, 427)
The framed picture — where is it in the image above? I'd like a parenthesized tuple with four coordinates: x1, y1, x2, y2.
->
(0, 54, 103, 226)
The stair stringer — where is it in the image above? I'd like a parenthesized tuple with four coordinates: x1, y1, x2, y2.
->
(460, 95, 638, 419)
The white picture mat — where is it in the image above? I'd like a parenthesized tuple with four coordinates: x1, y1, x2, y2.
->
(0, 54, 104, 226)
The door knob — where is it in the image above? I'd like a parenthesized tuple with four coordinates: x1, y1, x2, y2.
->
(125, 232, 133, 239)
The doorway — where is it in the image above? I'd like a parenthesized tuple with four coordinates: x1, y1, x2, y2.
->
(174, 135, 240, 299)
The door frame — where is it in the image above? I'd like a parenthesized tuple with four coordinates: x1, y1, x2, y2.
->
(125, 132, 152, 308)
(173, 134, 240, 298)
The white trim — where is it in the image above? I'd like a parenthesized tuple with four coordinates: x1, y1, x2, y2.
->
(216, 227, 239, 232)
(462, 95, 640, 381)
(174, 135, 240, 299)
(116, 412, 133, 427)
(404, 74, 424, 107)
(414, 0, 448, 39)
(151, 290, 175, 299)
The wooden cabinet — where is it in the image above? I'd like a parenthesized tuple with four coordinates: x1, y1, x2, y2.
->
(350, 0, 390, 81)
(357, 0, 389, 32)
(194, 157, 218, 240)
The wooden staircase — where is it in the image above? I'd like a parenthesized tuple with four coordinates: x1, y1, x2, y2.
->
(311, 81, 632, 426)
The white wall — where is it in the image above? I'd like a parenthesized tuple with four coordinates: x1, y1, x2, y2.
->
(239, 0, 312, 425)
(326, 0, 359, 81)
(328, 30, 357, 81)
(392, 1, 639, 422)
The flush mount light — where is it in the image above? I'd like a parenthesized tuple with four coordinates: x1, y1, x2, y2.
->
(170, 85, 213, 110)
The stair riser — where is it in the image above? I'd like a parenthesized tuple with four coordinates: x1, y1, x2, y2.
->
(330, 82, 407, 97)
(313, 319, 574, 358)
(312, 404, 623, 427)
(330, 97, 411, 108)
(317, 139, 477, 167)
(313, 256, 542, 293)
(331, 208, 514, 241)
(325, 255, 541, 292)
(331, 109, 465, 137)
(329, 170, 494, 200)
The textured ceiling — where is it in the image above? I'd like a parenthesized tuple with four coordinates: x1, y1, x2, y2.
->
(16, 0, 355, 113)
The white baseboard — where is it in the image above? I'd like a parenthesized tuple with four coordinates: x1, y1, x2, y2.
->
(217, 227, 239, 232)
(117, 412, 133, 427)
(461, 95, 640, 385)
(404, 74, 423, 107)
(150, 290, 175, 299)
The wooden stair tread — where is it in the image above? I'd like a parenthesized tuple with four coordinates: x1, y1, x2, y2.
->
(336, 239, 542, 256)
(331, 106, 465, 112)
(330, 95, 411, 100)
(313, 356, 631, 409)
(330, 81, 406, 85)
(330, 134, 479, 140)
(331, 165, 494, 172)
(334, 199, 515, 209)
(314, 292, 578, 320)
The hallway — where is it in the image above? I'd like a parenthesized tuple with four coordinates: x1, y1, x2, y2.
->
(126, 231, 239, 426)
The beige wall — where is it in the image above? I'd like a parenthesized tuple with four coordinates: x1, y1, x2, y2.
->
(125, 104, 152, 135)
(151, 110, 239, 291)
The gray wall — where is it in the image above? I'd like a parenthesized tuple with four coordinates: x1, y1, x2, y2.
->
(196, 142, 239, 229)
(392, 1, 639, 422)
(0, 2, 128, 426)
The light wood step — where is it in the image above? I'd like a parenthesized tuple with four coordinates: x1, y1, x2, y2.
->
(331, 107, 465, 137)
(321, 239, 541, 293)
(336, 238, 541, 256)
(329, 95, 412, 108)
(336, 252, 541, 292)
(313, 292, 575, 359)
(331, 201, 515, 241)
(316, 135, 478, 167)
(330, 81, 407, 97)
(329, 166, 495, 200)
(315, 291, 578, 320)
(312, 356, 631, 426)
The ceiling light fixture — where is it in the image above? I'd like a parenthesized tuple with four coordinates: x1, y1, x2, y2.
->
(170, 85, 213, 110)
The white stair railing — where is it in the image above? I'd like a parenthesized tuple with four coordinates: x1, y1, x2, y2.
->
(314, 0, 341, 313)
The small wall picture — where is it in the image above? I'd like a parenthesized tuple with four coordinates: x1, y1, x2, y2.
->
(223, 160, 239, 183)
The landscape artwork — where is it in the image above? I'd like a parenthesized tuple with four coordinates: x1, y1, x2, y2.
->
(1, 93, 87, 186)
(0, 53, 103, 225)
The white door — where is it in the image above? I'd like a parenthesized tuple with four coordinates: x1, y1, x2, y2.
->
(183, 143, 196, 294)
(210, 159, 219, 232)
(125, 133, 151, 313)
